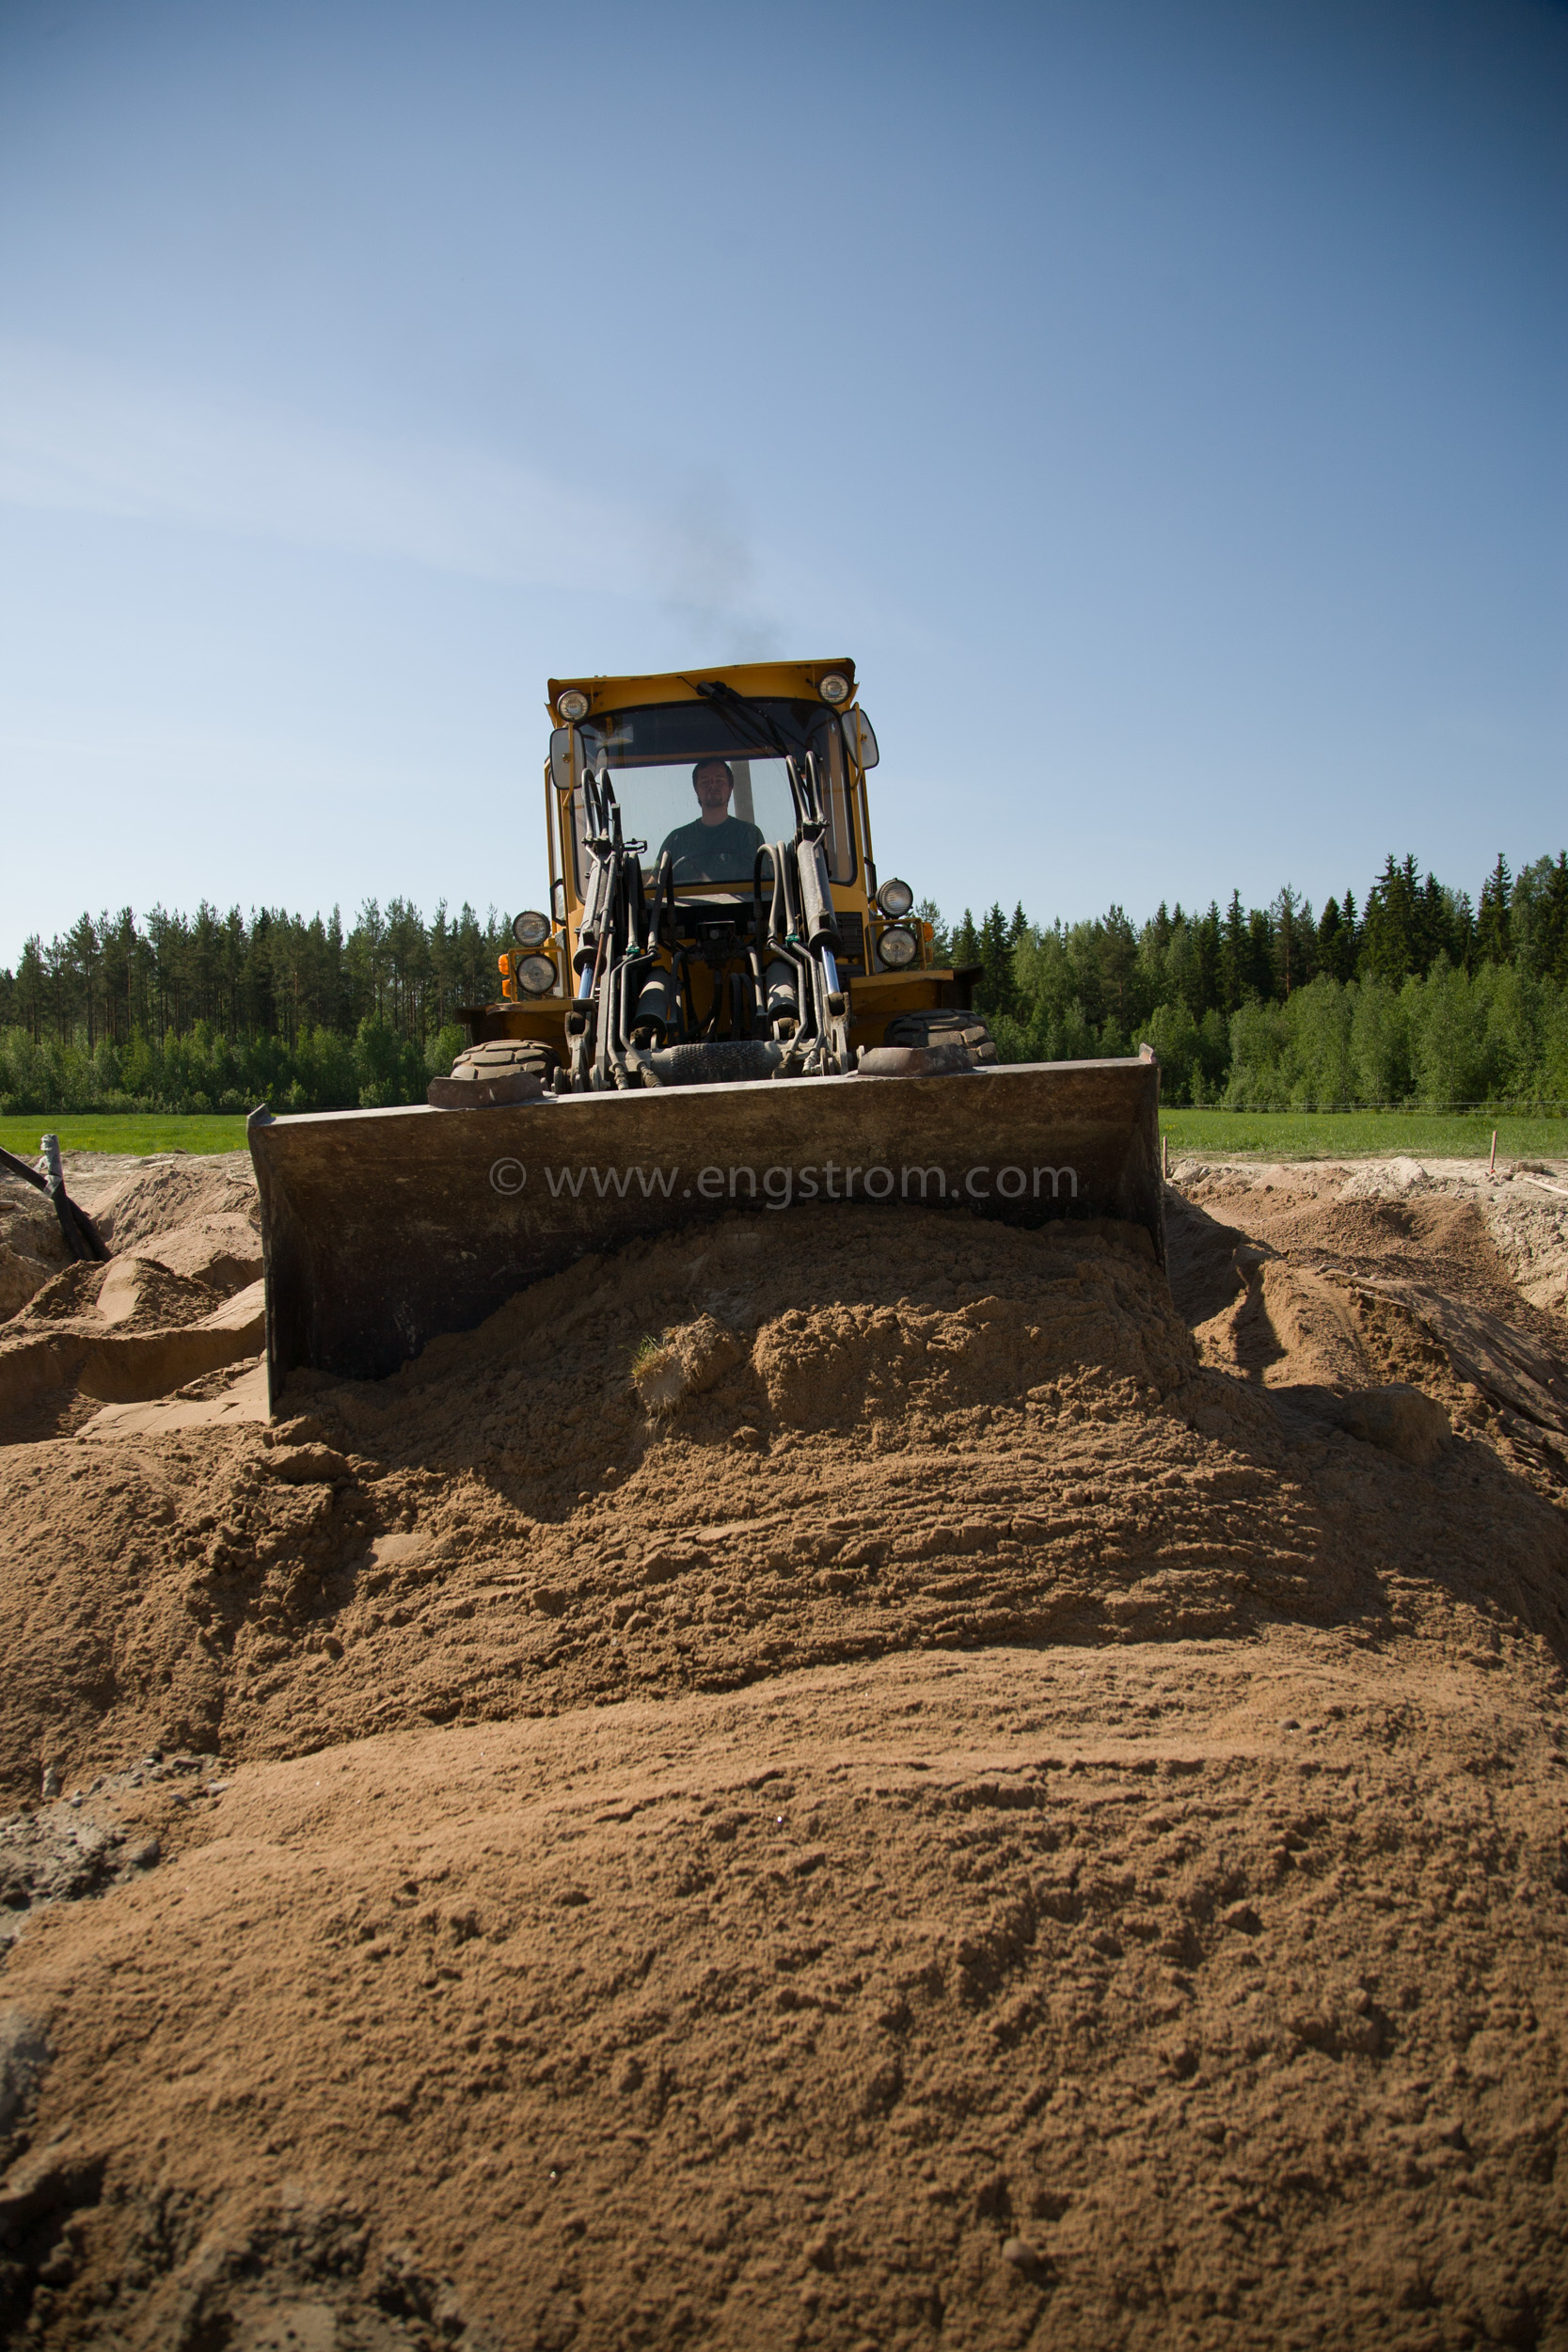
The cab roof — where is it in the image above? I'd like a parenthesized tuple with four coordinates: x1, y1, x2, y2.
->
(546, 658, 856, 726)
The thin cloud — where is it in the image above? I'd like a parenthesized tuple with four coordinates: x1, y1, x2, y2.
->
(0, 338, 911, 653)
(0, 338, 745, 612)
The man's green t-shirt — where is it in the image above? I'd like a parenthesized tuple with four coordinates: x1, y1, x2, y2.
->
(657, 814, 766, 884)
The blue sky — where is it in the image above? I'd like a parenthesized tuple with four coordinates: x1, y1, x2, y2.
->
(2, 0, 1563, 959)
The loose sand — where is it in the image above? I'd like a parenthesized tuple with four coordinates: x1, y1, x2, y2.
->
(2, 1145, 1567, 2349)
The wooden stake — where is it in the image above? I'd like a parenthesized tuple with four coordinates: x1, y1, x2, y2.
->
(1489, 1128, 1497, 1175)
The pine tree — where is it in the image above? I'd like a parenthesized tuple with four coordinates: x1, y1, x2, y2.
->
(1317, 896, 1342, 961)
(1221, 891, 1247, 1013)
(1274, 885, 1301, 995)
(976, 902, 1015, 1017)
(14, 938, 46, 1041)
(1245, 907, 1275, 1003)
(1539, 853, 1568, 983)
(1362, 854, 1419, 983)
(1476, 854, 1513, 965)
(1099, 904, 1138, 1026)
(1188, 902, 1223, 1021)
(950, 908, 980, 969)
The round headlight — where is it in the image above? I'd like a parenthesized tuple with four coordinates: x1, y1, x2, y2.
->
(517, 953, 558, 995)
(877, 877, 914, 920)
(558, 689, 590, 722)
(512, 908, 552, 948)
(818, 673, 850, 705)
(878, 925, 918, 969)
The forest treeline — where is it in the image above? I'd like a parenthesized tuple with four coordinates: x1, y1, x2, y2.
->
(1, 851, 1566, 1115)
(934, 848, 1568, 1109)
(0, 898, 504, 1116)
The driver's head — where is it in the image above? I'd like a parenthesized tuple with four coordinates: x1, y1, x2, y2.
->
(692, 757, 735, 821)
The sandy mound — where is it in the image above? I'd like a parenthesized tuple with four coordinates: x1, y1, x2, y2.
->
(8, 1256, 226, 1334)
(1167, 1177, 1568, 1500)
(1172, 1151, 1568, 1337)
(85, 1152, 262, 1299)
(1338, 1154, 1432, 1199)
(0, 1143, 259, 1335)
(1488, 1177, 1568, 1320)
(4, 1151, 1568, 2347)
(0, 1282, 264, 1440)
(4, 1199, 1565, 1812)
(0, 1172, 71, 1323)
(3, 1642, 1566, 2349)
(0, 1153, 264, 1443)
(83, 1152, 257, 1254)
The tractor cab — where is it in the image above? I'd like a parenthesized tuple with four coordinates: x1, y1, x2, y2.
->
(475, 658, 980, 1084)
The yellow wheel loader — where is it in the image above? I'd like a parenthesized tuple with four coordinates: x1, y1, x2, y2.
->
(249, 659, 1162, 1401)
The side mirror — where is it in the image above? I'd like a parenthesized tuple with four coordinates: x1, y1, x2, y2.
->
(549, 726, 578, 792)
(842, 708, 879, 770)
(551, 876, 567, 924)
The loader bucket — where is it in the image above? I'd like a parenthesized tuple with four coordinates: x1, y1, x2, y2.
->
(247, 1051, 1163, 1406)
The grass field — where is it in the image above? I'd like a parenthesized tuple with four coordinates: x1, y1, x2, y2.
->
(0, 1114, 251, 1158)
(1161, 1109, 1566, 1162)
(2, 1106, 1565, 1167)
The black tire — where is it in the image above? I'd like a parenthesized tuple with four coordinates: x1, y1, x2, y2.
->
(451, 1038, 560, 1087)
(883, 1010, 998, 1067)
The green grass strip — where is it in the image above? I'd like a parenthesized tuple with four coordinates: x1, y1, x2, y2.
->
(0, 1113, 251, 1158)
(1161, 1109, 1567, 1162)
(3, 1105, 1565, 1169)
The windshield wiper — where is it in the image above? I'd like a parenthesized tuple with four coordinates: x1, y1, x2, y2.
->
(689, 677, 835, 839)
(690, 677, 796, 763)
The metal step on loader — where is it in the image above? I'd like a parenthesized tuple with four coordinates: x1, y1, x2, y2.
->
(248, 658, 1162, 1403)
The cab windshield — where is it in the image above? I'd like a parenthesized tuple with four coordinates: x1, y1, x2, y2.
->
(571, 698, 856, 891)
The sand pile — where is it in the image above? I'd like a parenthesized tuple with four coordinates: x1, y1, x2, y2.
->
(0, 1152, 263, 1443)
(1167, 1173, 1568, 1502)
(1491, 1181, 1568, 1319)
(4, 1200, 1566, 1809)
(86, 1152, 263, 1297)
(0, 1169, 72, 1321)
(4, 1638, 1567, 2352)
(3, 1155, 1568, 2347)
(1171, 1152, 1568, 1331)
